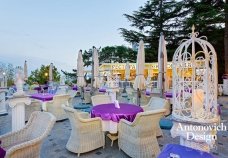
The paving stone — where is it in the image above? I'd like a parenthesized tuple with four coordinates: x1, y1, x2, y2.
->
(54, 149, 61, 152)
(1, 96, 228, 158)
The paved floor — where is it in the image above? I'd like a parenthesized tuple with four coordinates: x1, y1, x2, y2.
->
(0, 95, 228, 158)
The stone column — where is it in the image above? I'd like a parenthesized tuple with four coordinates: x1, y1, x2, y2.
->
(8, 96, 31, 131)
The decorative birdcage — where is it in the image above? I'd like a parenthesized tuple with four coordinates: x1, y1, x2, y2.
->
(170, 26, 220, 152)
(172, 25, 219, 124)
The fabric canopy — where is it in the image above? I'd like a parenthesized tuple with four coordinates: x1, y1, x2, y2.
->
(125, 62, 130, 80)
(24, 60, 28, 81)
(158, 33, 168, 94)
(133, 40, 146, 90)
(93, 47, 100, 88)
(77, 50, 86, 87)
(49, 63, 53, 82)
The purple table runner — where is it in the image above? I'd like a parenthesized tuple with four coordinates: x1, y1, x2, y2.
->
(30, 93, 54, 102)
(157, 144, 216, 158)
(91, 103, 143, 123)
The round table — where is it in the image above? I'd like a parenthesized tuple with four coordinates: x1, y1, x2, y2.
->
(91, 103, 143, 133)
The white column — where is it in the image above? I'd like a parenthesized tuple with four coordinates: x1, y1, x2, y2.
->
(0, 89, 8, 115)
(8, 96, 31, 131)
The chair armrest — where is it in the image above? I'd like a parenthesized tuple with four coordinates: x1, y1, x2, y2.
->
(79, 117, 102, 123)
(5, 138, 42, 158)
(119, 119, 133, 126)
(0, 128, 28, 148)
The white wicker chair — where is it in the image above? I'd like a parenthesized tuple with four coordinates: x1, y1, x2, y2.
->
(142, 97, 171, 116)
(91, 95, 112, 106)
(67, 90, 77, 107)
(25, 100, 42, 122)
(45, 94, 70, 121)
(0, 111, 56, 158)
(141, 97, 171, 137)
(118, 109, 166, 158)
(63, 106, 105, 157)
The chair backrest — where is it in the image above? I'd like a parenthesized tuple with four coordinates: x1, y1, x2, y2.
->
(148, 97, 170, 115)
(27, 111, 56, 140)
(53, 94, 71, 106)
(62, 106, 83, 131)
(67, 90, 77, 98)
(91, 95, 112, 106)
(131, 109, 166, 135)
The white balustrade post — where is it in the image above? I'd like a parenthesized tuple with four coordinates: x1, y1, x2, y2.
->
(8, 96, 31, 131)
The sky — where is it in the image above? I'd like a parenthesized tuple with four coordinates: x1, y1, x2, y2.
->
(0, 0, 147, 74)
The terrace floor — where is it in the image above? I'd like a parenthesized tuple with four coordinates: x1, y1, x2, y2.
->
(0, 95, 228, 158)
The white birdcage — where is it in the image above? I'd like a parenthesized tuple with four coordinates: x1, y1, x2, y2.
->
(171, 26, 220, 152)
(172, 25, 219, 124)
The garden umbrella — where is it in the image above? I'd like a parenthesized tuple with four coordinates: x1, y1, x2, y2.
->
(77, 50, 86, 87)
(93, 47, 100, 88)
(49, 63, 53, 82)
(125, 61, 130, 80)
(24, 60, 28, 81)
(133, 40, 146, 105)
(158, 32, 168, 97)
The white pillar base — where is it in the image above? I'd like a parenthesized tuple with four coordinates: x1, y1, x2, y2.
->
(8, 96, 31, 131)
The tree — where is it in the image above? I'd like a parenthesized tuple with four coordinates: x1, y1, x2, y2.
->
(119, 0, 188, 61)
(6, 63, 15, 86)
(82, 45, 137, 65)
(27, 65, 60, 85)
(61, 69, 77, 85)
(99, 46, 137, 63)
(183, 0, 225, 82)
(225, 0, 228, 75)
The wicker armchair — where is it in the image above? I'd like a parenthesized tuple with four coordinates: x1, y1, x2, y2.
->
(25, 100, 42, 122)
(142, 97, 171, 116)
(91, 95, 112, 106)
(45, 94, 70, 121)
(141, 97, 170, 137)
(63, 106, 105, 157)
(0, 111, 56, 158)
(118, 109, 166, 158)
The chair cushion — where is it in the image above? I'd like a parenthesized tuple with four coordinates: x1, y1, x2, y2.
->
(74, 103, 91, 109)
(159, 119, 173, 130)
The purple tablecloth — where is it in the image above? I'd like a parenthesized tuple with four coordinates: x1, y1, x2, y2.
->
(72, 85, 78, 91)
(99, 88, 106, 92)
(91, 103, 143, 123)
(165, 92, 173, 98)
(157, 144, 216, 158)
(30, 93, 54, 101)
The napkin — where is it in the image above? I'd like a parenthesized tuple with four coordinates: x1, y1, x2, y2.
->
(114, 100, 120, 109)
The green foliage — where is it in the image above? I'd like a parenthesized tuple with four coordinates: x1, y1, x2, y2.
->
(6, 63, 15, 86)
(82, 45, 137, 65)
(61, 69, 77, 85)
(99, 45, 137, 63)
(120, 0, 226, 82)
(27, 65, 60, 85)
(183, 0, 225, 82)
(82, 50, 92, 67)
(119, 0, 187, 61)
